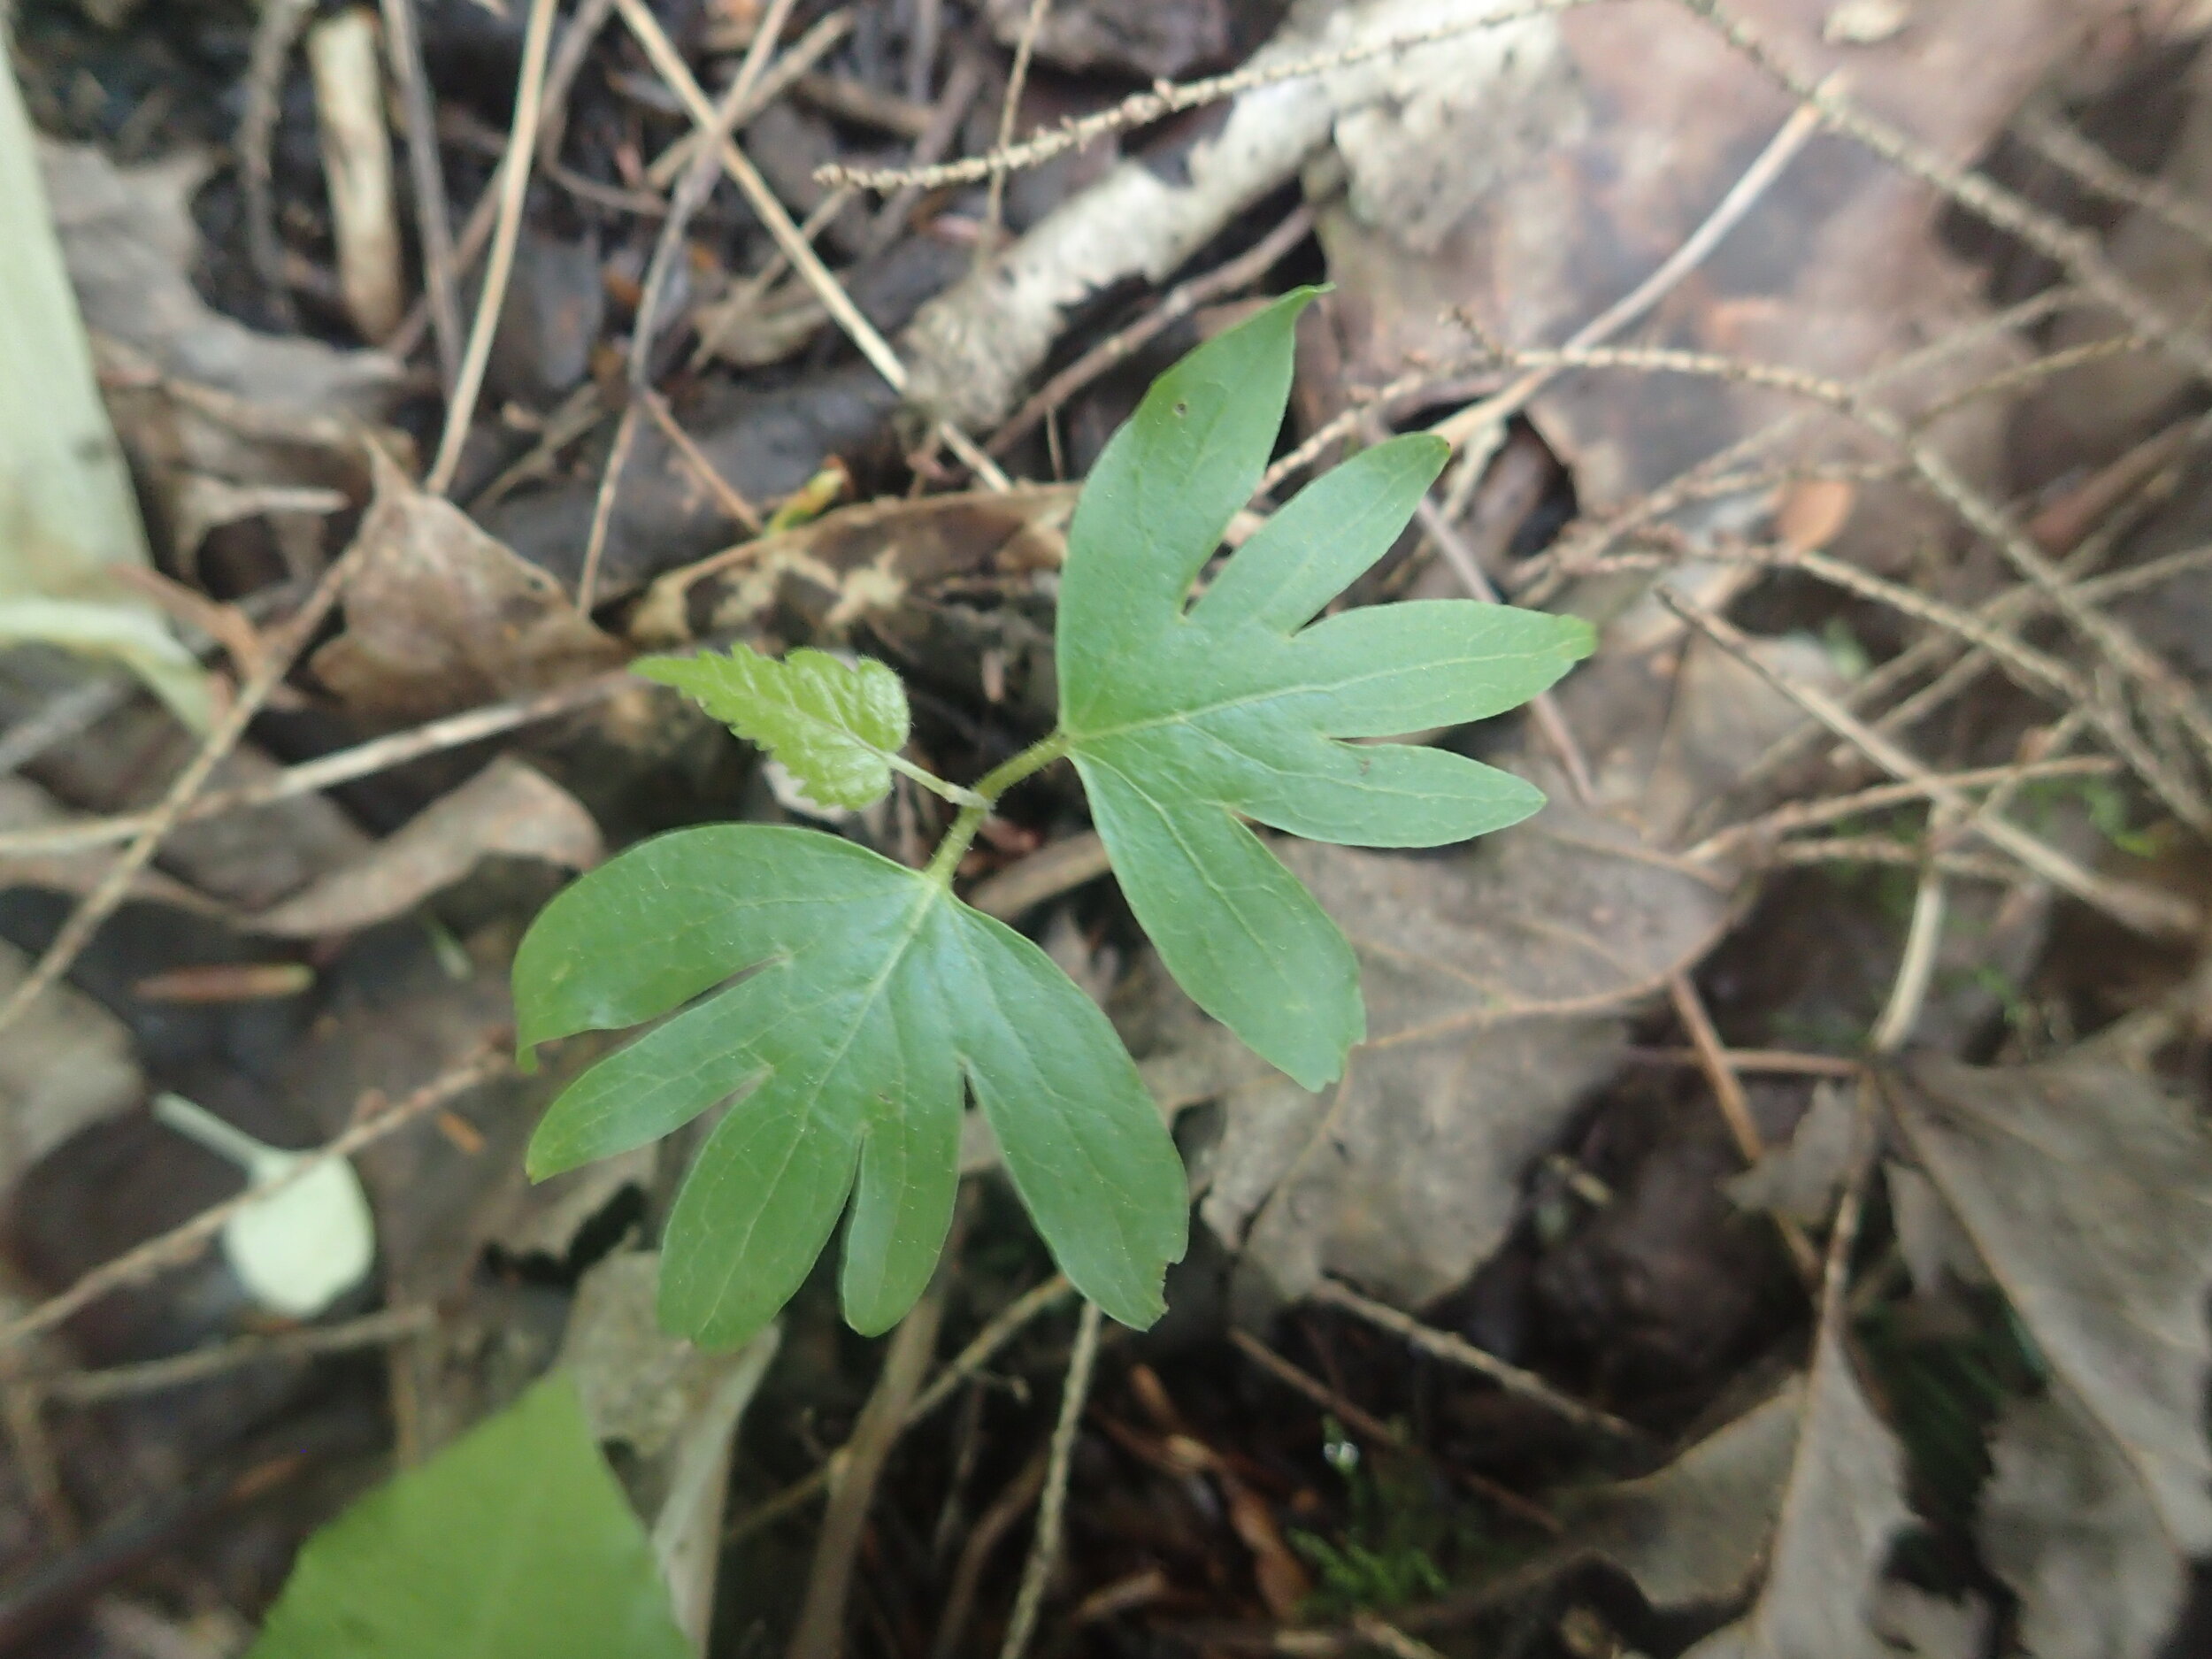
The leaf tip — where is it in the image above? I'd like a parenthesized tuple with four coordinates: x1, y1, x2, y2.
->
(523, 1116, 586, 1183)
(1556, 611, 1598, 662)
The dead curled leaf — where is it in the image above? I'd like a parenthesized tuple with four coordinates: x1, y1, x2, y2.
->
(242, 758, 603, 938)
(1884, 1053, 2212, 1655)
(312, 449, 625, 722)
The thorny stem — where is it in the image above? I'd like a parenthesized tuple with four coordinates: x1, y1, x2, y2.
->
(922, 730, 1071, 887)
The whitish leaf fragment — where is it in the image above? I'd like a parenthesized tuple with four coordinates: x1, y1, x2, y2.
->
(516, 827, 1186, 1347)
(248, 1375, 692, 1659)
(639, 643, 911, 811)
(1056, 288, 1592, 1088)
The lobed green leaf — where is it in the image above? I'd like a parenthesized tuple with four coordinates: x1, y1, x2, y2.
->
(515, 827, 1187, 1347)
(638, 643, 910, 810)
(1058, 289, 1594, 1089)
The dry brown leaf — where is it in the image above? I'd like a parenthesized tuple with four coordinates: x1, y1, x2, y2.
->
(243, 757, 603, 938)
(0, 940, 141, 1201)
(1566, 1379, 1804, 1609)
(1886, 1053, 2212, 1653)
(1303, 0, 2095, 570)
(1567, 1256, 1909, 1657)
(1980, 1392, 2187, 1659)
(2016, 48, 2212, 474)
(38, 142, 400, 417)
(1727, 1080, 1856, 1225)
(633, 482, 1075, 641)
(1685, 1314, 1909, 1658)
(559, 1248, 780, 1647)
(7, 690, 375, 910)
(1775, 478, 1857, 554)
(0, 773, 227, 916)
(564, 1251, 746, 1461)
(311, 448, 624, 721)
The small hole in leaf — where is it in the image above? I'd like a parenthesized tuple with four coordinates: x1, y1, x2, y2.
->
(1173, 400, 1189, 418)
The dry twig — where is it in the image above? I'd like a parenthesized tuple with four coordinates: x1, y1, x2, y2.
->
(0, 1047, 506, 1352)
(426, 0, 563, 495)
(818, 0, 1604, 193)
(981, 0, 1055, 257)
(1307, 1279, 1640, 1441)
(786, 1269, 951, 1659)
(727, 1274, 1077, 1541)
(1505, 342, 2212, 829)
(990, 203, 1317, 457)
(0, 671, 633, 859)
(998, 1298, 1102, 1659)
(1678, 0, 2212, 388)
(0, 528, 372, 1036)
(37, 1306, 436, 1405)
(1668, 972, 1822, 1281)
(1660, 589, 2200, 941)
(379, 0, 463, 385)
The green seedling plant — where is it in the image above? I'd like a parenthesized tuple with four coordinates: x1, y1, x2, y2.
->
(512, 291, 1593, 1348)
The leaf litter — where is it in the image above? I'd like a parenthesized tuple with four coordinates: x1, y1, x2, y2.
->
(11, 0, 2212, 1653)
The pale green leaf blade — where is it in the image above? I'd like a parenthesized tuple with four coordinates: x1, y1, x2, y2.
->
(515, 824, 1189, 1346)
(1058, 301, 1593, 1084)
(1075, 753, 1360, 1090)
(1087, 725, 1544, 849)
(513, 825, 910, 1056)
(659, 1080, 867, 1349)
(1286, 602, 1599, 737)
(941, 904, 1188, 1328)
(1189, 434, 1448, 633)
(248, 1375, 691, 1659)
(526, 989, 769, 1178)
(838, 960, 964, 1334)
(638, 644, 910, 810)
(1057, 288, 1316, 730)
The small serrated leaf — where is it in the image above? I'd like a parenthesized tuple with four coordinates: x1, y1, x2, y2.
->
(638, 643, 910, 810)
(1058, 288, 1594, 1087)
(515, 827, 1187, 1347)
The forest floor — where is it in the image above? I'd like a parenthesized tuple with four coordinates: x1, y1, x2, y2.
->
(4, 0, 2212, 1655)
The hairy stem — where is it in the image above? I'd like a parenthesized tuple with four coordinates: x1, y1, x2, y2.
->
(923, 730, 1071, 887)
(887, 751, 988, 810)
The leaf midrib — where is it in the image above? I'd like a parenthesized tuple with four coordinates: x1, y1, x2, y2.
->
(1068, 638, 1564, 745)
(697, 874, 946, 1318)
